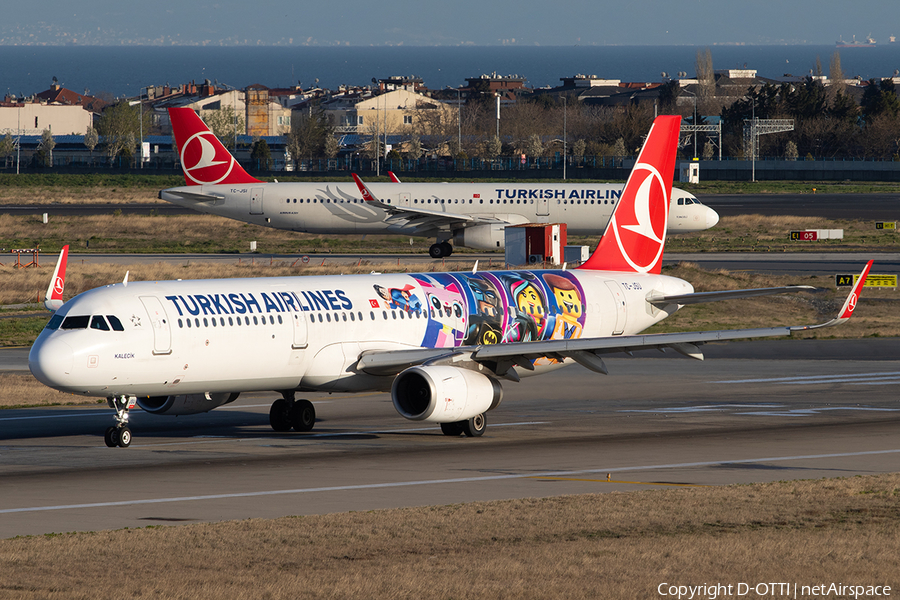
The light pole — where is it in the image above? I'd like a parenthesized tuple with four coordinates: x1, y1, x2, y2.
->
(563, 96, 567, 180)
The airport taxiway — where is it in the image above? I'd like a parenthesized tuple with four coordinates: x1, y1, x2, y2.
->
(1, 339, 898, 538)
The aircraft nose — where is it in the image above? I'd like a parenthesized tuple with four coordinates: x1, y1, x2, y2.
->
(29, 335, 75, 389)
(706, 206, 720, 228)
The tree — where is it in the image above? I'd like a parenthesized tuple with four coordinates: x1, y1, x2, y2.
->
(286, 107, 333, 162)
(84, 126, 99, 161)
(861, 78, 900, 121)
(96, 101, 140, 162)
(204, 106, 245, 150)
(526, 133, 544, 158)
(323, 135, 340, 159)
(785, 140, 798, 161)
(0, 133, 15, 168)
(406, 134, 423, 161)
(33, 129, 56, 167)
(250, 138, 271, 170)
(657, 80, 680, 114)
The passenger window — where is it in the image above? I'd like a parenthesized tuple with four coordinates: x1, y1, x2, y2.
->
(61, 315, 90, 330)
(45, 314, 64, 330)
(106, 315, 125, 331)
(91, 316, 110, 331)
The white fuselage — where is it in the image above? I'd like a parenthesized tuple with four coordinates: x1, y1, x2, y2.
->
(159, 181, 717, 246)
(29, 268, 693, 400)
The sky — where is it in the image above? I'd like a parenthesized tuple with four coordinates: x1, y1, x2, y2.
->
(2, 0, 897, 46)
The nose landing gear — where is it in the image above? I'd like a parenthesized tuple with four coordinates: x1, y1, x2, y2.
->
(104, 395, 136, 448)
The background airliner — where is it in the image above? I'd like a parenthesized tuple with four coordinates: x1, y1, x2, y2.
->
(159, 107, 718, 258)
(30, 116, 869, 448)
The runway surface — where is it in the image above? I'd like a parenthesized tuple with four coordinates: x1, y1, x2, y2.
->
(701, 192, 900, 220)
(2, 339, 899, 538)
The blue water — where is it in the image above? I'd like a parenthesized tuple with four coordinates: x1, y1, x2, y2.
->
(2, 45, 899, 98)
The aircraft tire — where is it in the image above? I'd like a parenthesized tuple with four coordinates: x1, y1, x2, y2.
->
(428, 243, 445, 259)
(290, 399, 316, 432)
(440, 421, 465, 436)
(104, 426, 118, 448)
(462, 413, 486, 437)
(117, 426, 132, 448)
(269, 399, 292, 432)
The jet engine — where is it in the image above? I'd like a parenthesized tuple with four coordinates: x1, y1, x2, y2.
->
(137, 392, 240, 415)
(391, 365, 502, 423)
(453, 224, 506, 251)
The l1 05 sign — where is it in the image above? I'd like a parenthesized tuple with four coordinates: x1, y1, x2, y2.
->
(790, 229, 843, 241)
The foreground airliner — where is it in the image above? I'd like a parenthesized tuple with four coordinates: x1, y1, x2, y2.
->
(30, 116, 869, 448)
(159, 107, 718, 258)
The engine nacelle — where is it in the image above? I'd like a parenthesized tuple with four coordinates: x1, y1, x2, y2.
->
(137, 392, 240, 415)
(391, 365, 502, 423)
(453, 224, 507, 251)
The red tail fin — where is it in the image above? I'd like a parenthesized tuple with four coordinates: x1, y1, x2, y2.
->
(168, 107, 261, 186)
(44, 245, 68, 312)
(578, 115, 681, 274)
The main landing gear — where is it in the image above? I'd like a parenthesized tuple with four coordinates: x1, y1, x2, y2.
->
(105, 395, 136, 448)
(439, 413, 487, 437)
(269, 391, 316, 433)
(428, 241, 454, 259)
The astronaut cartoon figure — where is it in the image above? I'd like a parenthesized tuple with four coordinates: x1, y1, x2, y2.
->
(542, 273, 584, 340)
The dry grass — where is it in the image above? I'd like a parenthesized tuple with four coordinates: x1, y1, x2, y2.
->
(0, 373, 96, 408)
(1, 474, 897, 598)
(0, 187, 162, 205)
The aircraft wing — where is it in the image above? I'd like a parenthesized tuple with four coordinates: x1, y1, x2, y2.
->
(358, 261, 872, 379)
(351, 174, 509, 233)
(647, 285, 815, 306)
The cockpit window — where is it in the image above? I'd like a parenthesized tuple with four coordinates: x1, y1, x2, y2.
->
(60, 315, 90, 330)
(45, 314, 64, 330)
(90, 315, 110, 331)
(106, 315, 125, 331)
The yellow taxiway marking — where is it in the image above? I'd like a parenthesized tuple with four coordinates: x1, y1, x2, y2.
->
(529, 476, 710, 487)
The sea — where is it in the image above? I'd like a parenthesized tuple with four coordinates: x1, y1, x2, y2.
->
(2, 44, 900, 98)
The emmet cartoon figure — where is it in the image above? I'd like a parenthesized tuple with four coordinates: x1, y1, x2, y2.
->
(543, 273, 584, 340)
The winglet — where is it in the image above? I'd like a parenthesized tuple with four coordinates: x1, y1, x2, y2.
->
(795, 260, 873, 331)
(43, 245, 68, 312)
(351, 173, 390, 209)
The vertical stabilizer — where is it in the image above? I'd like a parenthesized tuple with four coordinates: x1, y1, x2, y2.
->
(168, 107, 261, 187)
(578, 115, 681, 273)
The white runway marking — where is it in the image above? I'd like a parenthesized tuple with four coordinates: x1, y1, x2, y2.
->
(3, 448, 899, 515)
(710, 371, 900, 385)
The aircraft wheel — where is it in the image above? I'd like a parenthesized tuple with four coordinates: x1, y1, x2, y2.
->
(440, 421, 465, 436)
(104, 426, 118, 448)
(428, 243, 445, 259)
(117, 426, 132, 448)
(290, 399, 316, 432)
(462, 413, 487, 437)
(440, 242, 453, 257)
(269, 399, 292, 432)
